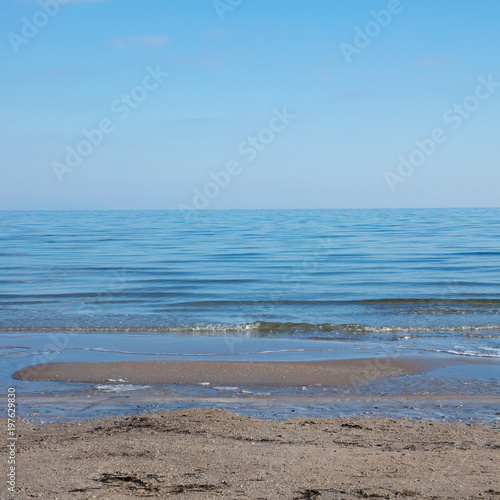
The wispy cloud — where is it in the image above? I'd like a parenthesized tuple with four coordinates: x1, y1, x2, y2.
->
(338, 91, 374, 99)
(22, 66, 104, 78)
(170, 53, 224, 67)
(168, 49, 250, 68)
(109, 35, 170, 50)
(416, 53, 459, 68)
(198, 27, 230, 39)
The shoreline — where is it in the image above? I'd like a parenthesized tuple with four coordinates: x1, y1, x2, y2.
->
(8, 408, 500, 499)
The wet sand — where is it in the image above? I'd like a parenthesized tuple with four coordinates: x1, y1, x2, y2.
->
(7, 408, 500, 499)
(13, 357, 430, 387)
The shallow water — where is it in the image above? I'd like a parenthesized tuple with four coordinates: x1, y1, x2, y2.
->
(1, 209, 499, 421)
(3, 332, 500, 423)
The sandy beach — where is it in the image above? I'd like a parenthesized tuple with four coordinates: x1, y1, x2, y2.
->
(7, 357, 500, 499)
(5, 407, 499, 499)
(8, 357, 500, 498)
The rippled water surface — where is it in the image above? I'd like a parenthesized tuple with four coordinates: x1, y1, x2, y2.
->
(1, 209, 499, 356)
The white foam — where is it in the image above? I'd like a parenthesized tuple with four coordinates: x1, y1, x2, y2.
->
(95, 384, 150, 392)
(423, 346, 500, 358)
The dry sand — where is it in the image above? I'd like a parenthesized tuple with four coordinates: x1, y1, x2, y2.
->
(4, 408, 500, 499)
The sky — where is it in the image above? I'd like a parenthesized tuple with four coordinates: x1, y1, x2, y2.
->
(1, 0, 500, 210)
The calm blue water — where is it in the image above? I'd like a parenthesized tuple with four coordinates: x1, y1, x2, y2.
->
(1, 209, 500, 356)
(2, 208, 500, 422)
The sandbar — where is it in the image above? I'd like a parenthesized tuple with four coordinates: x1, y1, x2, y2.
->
(13, 357, 431, 387)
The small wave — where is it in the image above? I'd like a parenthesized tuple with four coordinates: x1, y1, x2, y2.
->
(1, 321, 500, 336)
(2, 296, 500, 308)
(64, 346, 362, 357)
(445, 346, 500, 358)
(463, 333, 500, 339)
(409, 346, 500, 359)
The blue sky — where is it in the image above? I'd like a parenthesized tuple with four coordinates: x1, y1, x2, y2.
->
(1, 0, 499, 209)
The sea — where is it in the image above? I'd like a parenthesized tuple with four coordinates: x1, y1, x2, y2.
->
(1, 209, 499, 422)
